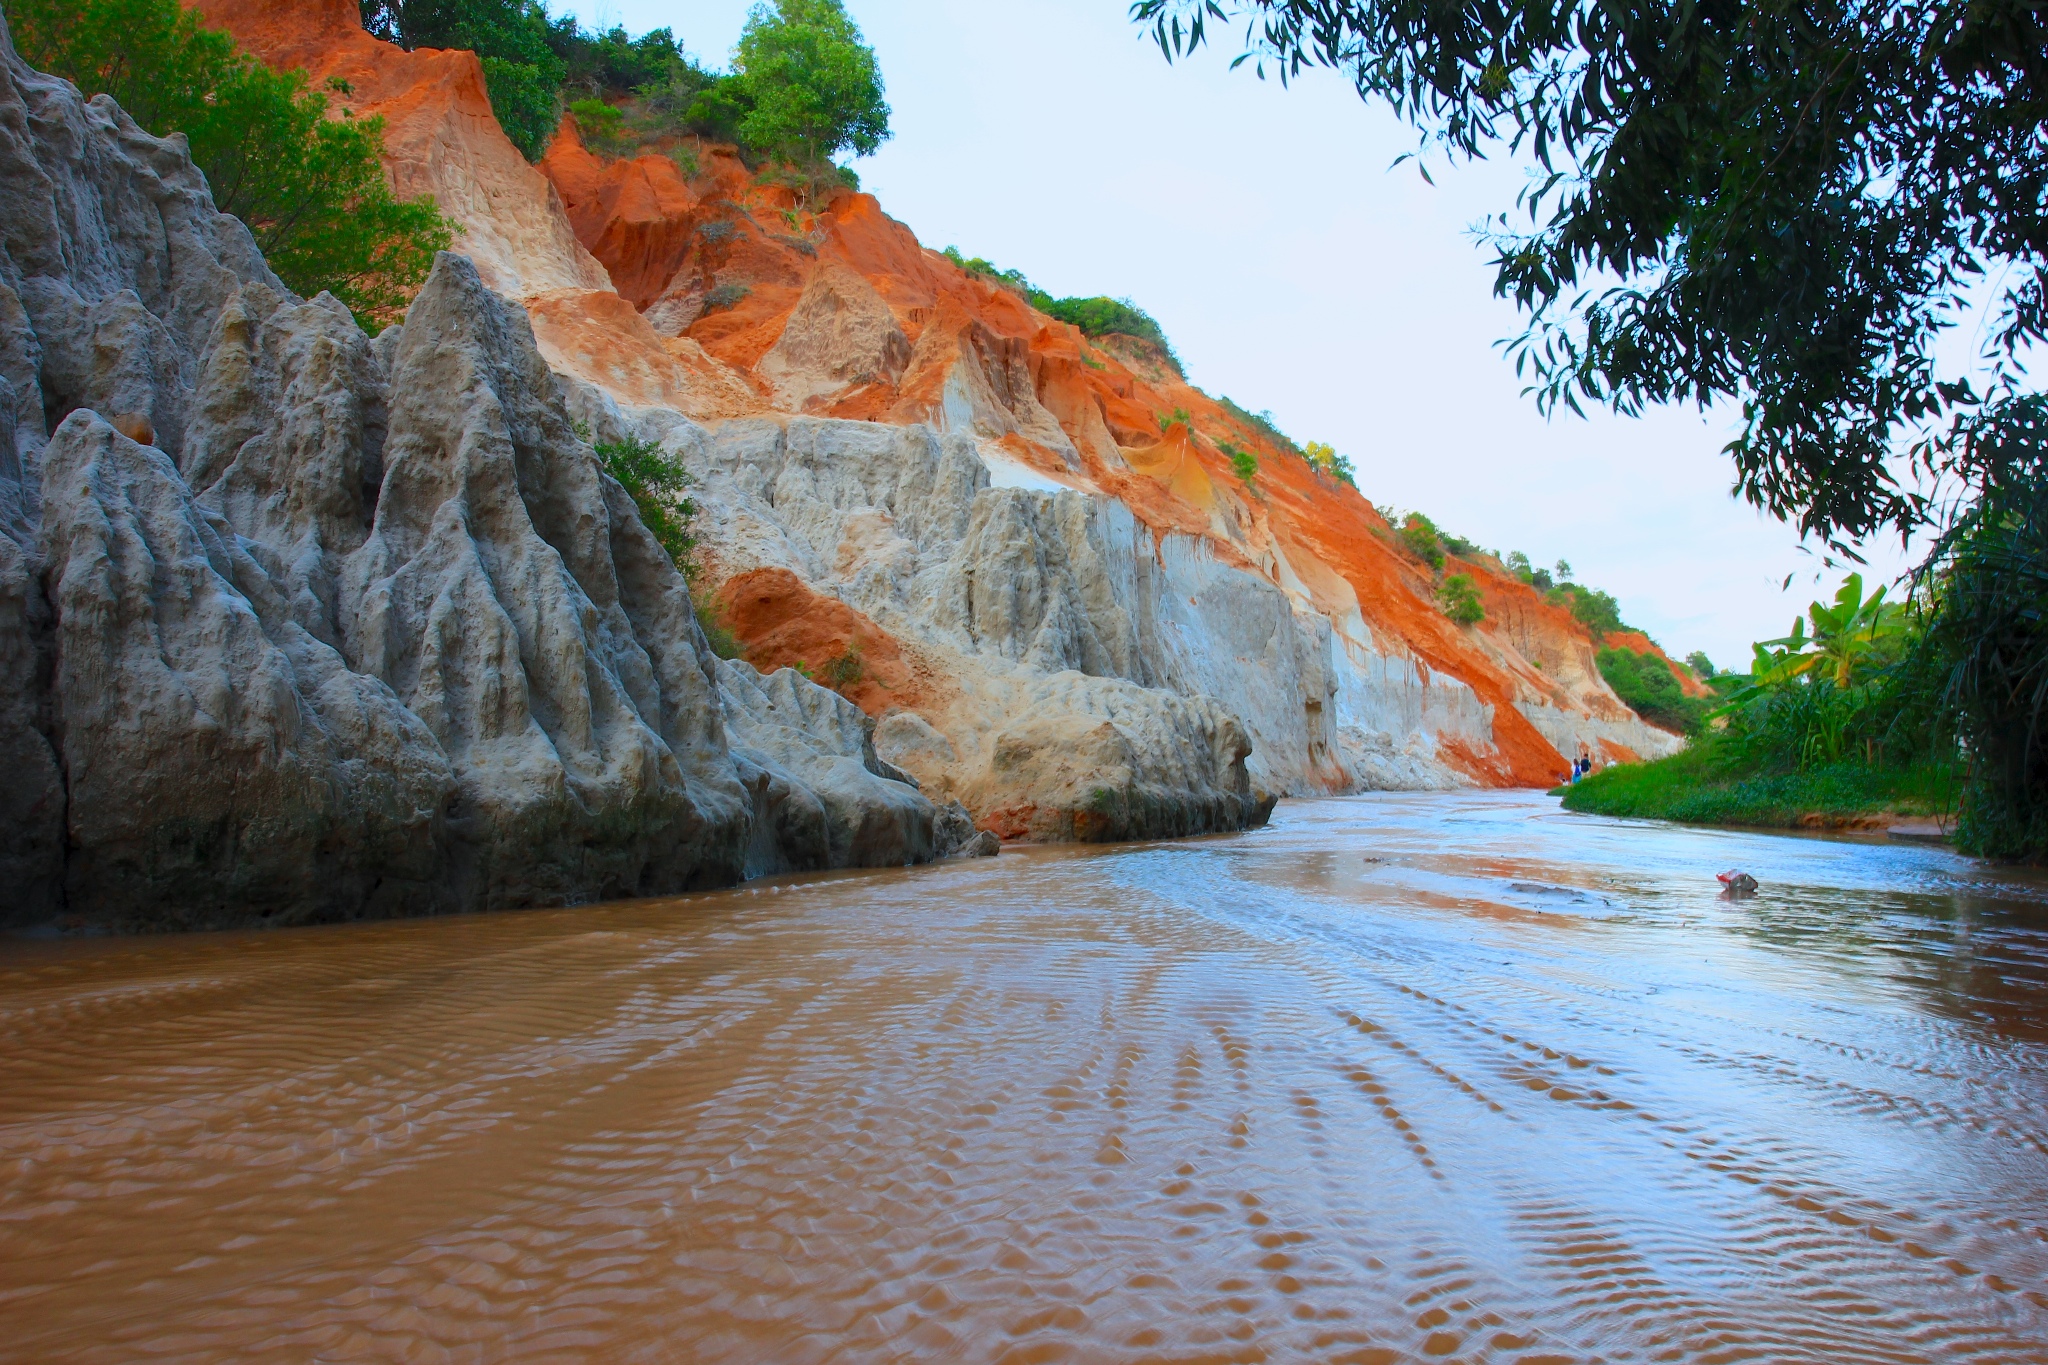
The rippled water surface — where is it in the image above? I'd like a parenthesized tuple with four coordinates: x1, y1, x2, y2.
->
(5, 793, 2048, 1363)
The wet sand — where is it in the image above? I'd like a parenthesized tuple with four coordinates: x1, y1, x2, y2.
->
(3, 792, 2046, 1362)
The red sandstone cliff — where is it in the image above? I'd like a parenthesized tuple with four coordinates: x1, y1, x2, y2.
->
(195, 0, 1694, 800)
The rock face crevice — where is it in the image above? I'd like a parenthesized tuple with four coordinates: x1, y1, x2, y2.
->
(0, 18, 974, 933)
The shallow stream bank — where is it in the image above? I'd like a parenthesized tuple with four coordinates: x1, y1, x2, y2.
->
(2, 792, 2045, 1361)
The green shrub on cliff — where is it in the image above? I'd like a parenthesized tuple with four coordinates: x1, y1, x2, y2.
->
(1035, 296, 1184, 375)
(1595, 646, 1704, 734)
(568, 97, 630, 156)
(820, 642, 868, 692)
(696, 605, 743, 660)
(549, 18, 689, 95)
(365, 2, 708, 161)
(1218, 398, 1305, 461)
(935, 248, 1188, 378)
(1398, 513, 1445, 571)
(548, 21, 737, 157)
(1564, 585, 1627, 639)
(592, 433, 700, 580)
(371, 0, 893, 193)
(15, 0, 455, 330)
(1437, 573, 1484, 625)
(702, 283, 751, 314)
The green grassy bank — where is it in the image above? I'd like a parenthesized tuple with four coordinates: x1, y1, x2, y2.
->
(1558, 745, 1956, 830)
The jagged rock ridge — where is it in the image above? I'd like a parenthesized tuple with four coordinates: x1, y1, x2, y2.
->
(0, 15, 1007, 932)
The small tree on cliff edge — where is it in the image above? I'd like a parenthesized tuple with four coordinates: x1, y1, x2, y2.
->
(733, 0, 890, 172)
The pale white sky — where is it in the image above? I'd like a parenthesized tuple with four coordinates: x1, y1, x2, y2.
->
(555, 0, 1924, 670)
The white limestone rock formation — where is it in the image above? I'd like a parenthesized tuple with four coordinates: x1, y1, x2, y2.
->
(0, 17, 950, 931)
(40, 411, 457, 926)
(592, 411, 1274, 842)
(715, 656, 968, 873)
(0, 10, 281, 926)
(336, 256, 759, 910)
(601, 396, 1678, 813)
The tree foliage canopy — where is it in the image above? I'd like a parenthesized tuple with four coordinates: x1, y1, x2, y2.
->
(733, 0, 890, 166)
(1597, 646, 1704, 733)
(17, 0, 454, 329)
(1917, 397, 2048, 853)
(1560, 583, 1626, 638)
(1746, 572, 1906, 689)
(1398, 512, 1446, 569)
(361, 0, 890, 175)
(1132, 0, 2048, 548)
(1034, 295, 1179, 366)
(1303, 439, 1356, 486)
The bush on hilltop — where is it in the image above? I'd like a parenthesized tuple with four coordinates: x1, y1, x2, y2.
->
(731, 0, 890, 169)
(1562, 584, 1626, 639)
(362, 0, 889, 187)
(1303, 440, 1357, 487)
(1398, 513, 1446, 571)
(1217, 398, 1305, 461)
(936, 248, 1187, 377)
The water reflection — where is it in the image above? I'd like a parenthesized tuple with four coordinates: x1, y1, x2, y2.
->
(1, 792, 2045, 1363)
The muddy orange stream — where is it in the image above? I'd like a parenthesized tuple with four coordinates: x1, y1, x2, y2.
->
(4, 793, 2047, 1362)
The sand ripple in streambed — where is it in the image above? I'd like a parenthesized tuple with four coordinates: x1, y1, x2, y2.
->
(3, 792, 2047, 1363)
